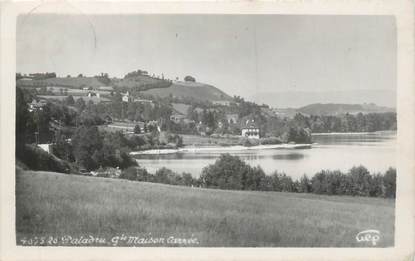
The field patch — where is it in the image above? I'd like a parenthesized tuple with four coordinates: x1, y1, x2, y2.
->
(16, 170, 395, 247)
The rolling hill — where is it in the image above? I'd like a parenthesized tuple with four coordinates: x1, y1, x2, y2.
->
(141, 80, 232, 103)
(297, 103, 395, 116)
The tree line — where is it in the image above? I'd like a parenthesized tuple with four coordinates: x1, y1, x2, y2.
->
(290, 112, 397, 133)
(117, 154, 396, 198)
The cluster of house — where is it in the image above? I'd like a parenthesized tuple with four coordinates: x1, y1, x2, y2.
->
(27, 99, 47, 112)
(169, 103, 260, 139)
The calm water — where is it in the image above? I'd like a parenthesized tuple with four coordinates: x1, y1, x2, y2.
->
(133, 131, 396, 179)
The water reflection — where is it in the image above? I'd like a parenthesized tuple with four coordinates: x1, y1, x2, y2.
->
(272, 153, 305, 160)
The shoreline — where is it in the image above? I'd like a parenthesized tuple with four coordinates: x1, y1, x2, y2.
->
(311, 130, 396, 136)
(130, 143, 312, 155)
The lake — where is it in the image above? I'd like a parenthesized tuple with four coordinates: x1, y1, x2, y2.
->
(133, 131, 396, 179)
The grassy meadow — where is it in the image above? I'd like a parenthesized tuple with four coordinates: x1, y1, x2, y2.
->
(16, 170, 395, 247)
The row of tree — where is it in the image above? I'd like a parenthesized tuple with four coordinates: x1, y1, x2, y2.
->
(199, 154, 396, 198)
(116, 154, 396, 198)
(291, 112, 397, 133)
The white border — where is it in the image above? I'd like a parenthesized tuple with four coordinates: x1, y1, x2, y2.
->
(1, 1, 414, 260)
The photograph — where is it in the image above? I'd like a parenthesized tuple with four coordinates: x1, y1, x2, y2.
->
(12, 13, 399, 248)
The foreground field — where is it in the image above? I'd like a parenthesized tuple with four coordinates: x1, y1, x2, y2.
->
(16, 170, 395, 247)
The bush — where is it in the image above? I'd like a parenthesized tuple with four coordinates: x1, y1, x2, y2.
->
(240, 137, 260, 147)
(200, 154, 266, 190)
(17, 145, 73, 173)
(120, 166, 138, 181)
(260, 137, 282, 145)
(184, 75, 196, 82)
(383, 168, 396, 198)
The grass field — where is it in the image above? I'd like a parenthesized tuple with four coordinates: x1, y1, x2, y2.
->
(16, 170, 395, 247)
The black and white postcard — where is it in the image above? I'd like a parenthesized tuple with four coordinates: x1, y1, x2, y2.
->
(0, 1, 414, 260)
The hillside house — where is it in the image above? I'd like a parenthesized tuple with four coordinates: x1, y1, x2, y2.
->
(87, 92, 100, 98)
(241, 119, 260, 139)
(213, 100, 231, 106)
(170, 113, 186, 123)
(122, 91, 132, 102)
(107, 123, 135, 133)
(98, 86, 114, 91)
(134, 98, 154, 107)
(28, 99, 47, 112)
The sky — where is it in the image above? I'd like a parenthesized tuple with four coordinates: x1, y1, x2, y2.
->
(17, 14, 397, 107)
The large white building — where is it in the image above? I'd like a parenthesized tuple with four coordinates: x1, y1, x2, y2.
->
(241, 119, 260, 139)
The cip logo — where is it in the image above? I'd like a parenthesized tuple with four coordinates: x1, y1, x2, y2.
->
(355, 230, 381, 246)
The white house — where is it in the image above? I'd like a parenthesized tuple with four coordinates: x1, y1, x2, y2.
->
(241, 119, 260, 139)
(122, 91, 131, 102)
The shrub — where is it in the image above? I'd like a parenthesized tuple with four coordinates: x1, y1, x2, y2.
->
(383, 168, 396, 198)
(17, 144, 73, 174)
(260, 137, 283, 145)
(120, 166, 138, 181)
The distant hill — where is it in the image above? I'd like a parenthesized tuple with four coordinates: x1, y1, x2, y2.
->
(141, 80, 232, 103)
(252, 89, 397, 108)
(297, 103, 395, 116)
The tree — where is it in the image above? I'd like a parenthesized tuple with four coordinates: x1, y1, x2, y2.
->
(134, 125, 141, 134)
(298, 174, 311, 193)
(75, 98, 86, 112)
(184, 75, 196, 82)
(71, 126, 102, 170)
(200, 154, 254, 190)
(348, 166, 372, 196)
(120, 166, 138, 181)
(16, 88, 31, 154)
(383, 168, 396, 198)
(65, 95, 75, 106)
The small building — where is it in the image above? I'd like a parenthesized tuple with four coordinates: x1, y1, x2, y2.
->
(241, 119, 260, 139)
(134, 98, 154, 106)
(170, 113, 186, 123)
(122, 91, 131, 102)
(38, 143, 53, 153)
(98, 86, 114, 91)
(107, 122, 135, 133)
(213, 100, 231, 106)
(87, 92, 100, 98)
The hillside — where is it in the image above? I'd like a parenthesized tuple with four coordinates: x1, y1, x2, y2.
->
(16, 170, 394, 247)
(297, 103, 395, 116)
(112, 75, 172, 91)
(141, 81, 232, 103)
